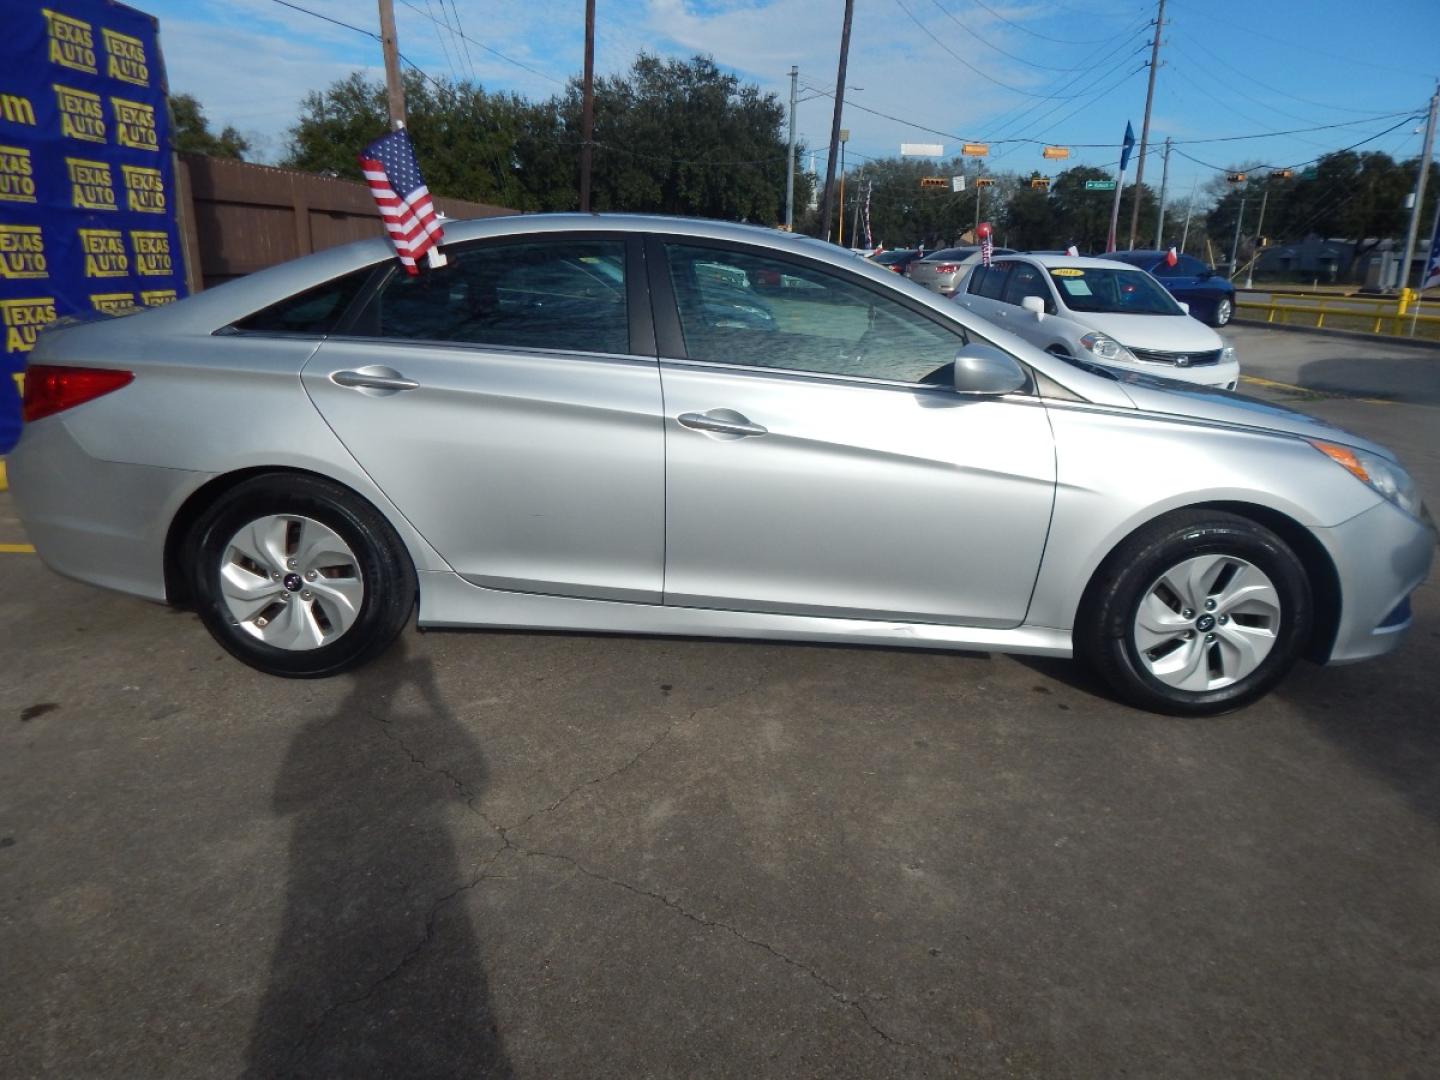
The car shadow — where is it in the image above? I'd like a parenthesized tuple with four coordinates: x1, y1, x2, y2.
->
(1296, 355, 1440, 406)
(244, 644, 512, 1078)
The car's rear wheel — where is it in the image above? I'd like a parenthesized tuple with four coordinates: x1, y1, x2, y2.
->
(189, 474, 415, 678)
(1077, 510, 1312, 715)
(1211, 296, 1233, 327)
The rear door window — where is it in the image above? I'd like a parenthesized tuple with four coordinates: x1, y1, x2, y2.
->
(352, 237, 630, 355)
(977, 262, 1012, 300)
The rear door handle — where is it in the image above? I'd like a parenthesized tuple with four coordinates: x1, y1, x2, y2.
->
(332, 368, 419, 392)
(677, 411, 768, 438)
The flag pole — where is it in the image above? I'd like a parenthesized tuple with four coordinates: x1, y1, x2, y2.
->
(377, 0, 444, 267)
(1106, 123, 1134, 253)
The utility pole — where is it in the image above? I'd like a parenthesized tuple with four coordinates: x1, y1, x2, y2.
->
(819, 0, 855, 243)
(1228, 190, 1247, 281)
(785, 66, 798, 229)
(1398, 83, 1439, 292)
(1179, 175, 1198, 253)
(1244, 182, 1270, 288)
(1153, 136, 1172, 248)
(377, 0, 406, 128)
(1127, 0, 1166, 250)
(579, 0, 596, 211)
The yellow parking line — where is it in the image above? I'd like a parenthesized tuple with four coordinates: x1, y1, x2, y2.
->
(1240, 374, 1392, 405)
(0, 458, 7, 491)
(0, 543, 35, 554)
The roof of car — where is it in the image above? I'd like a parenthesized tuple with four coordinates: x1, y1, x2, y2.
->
(998, 253, 1146, 271)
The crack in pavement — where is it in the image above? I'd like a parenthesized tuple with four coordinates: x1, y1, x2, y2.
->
(311, 682, 908, 1056)
(514, 845, 912, 1050)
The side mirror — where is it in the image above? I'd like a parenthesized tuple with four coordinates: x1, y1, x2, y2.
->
(952, 344, 1028, 396)
(1020, 295, 1046, 320)
(1178, 301, 1190, 315)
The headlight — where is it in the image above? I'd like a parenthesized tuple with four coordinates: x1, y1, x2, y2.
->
(1311, 440, 1423, 518)
(1079, 332, 1131, 361)
(1221, 345, 1236, 364)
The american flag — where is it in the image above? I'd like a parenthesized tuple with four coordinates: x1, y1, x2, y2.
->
(358, 129, 444, 274)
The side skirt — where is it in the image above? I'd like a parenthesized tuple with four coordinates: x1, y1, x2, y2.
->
(416, 570, 1073, 657)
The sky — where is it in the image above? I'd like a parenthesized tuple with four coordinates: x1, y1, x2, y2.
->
(143, 0, 1440, 209)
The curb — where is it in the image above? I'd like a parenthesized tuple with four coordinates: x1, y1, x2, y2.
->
(1231, 317, 1440, 352)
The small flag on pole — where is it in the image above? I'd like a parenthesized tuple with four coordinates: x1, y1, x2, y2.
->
(1424, 211, 1440, 291)
(358, 129, 445, 275)
(1119, 121, 1136, 172)
(1165, 246, 1179, 267)
(1066, 245, 1079, 257)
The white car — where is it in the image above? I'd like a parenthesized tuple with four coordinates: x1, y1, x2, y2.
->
(956, 254, 1238, 389)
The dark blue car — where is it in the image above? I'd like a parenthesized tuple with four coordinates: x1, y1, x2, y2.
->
(1110, 250, 1235, 328)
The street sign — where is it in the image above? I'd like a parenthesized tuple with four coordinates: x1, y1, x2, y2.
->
(1042, 146, 1070, 160)
(839, 129, 849, 143)
(950, 175, 965, 192)
(962, 143, 988, 156)
(919, 177, 947, 189)
(1084, 179, 1117, 191)
(901, 143, 943, 157)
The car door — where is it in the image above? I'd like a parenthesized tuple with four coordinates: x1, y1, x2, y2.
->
(301, 233, 665, 603)
(650, 237, 1056, 628)
(996, 261, 1060, 350)
(957, 260, 1012, 326)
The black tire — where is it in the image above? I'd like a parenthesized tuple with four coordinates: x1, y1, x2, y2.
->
(189, 474, 416, 678)
(1076, 510, 1312, 716)
(1209, 295, 1233, 327)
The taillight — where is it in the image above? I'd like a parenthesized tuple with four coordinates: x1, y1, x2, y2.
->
(933, 263, 958, 273)
(22, 365, 134, 423)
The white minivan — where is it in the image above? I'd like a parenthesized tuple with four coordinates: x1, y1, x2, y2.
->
(956, 254, 1239, 389)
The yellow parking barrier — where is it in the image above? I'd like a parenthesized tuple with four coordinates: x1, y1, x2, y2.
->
(1237, 293, 1440, 341)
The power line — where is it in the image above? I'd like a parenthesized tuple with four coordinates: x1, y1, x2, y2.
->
(893, 0, 1076, 100)
(394, 0, 564, 84)
(965, 0, 1149, 46)
(444, 0, 478, 82)
(1170, 112, 1421, 172)
(1169, 26, 1406, 117)
(422, 0, 460, 82)
(925, 0, 1096, 73)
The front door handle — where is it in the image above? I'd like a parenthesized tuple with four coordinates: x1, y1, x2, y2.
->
(677, 410, 768, 438)
(332, 368, 419, 392)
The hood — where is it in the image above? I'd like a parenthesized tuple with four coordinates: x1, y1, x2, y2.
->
(1115, 374, 1397, 460)
(1072, 310, 1222, 352)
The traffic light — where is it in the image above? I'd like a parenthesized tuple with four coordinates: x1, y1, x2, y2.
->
(1029, 176, 1050, 190)
(1272, 169, 1293, 180)
(975, 177, 996, 188)
(1226, 172, 1247, 184)
(919, 177, 947, 189)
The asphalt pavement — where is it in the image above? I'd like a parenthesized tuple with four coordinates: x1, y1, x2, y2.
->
(2, 325, 1438, 1078)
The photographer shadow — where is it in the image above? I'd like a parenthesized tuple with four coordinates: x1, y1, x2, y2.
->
(245, 645, 511, 1078)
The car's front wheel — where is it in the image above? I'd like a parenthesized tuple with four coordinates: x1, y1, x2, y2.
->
(1078, 510, 1312, 715)
(1210, 296, 1233, 327)
(189, 474, 416, 678)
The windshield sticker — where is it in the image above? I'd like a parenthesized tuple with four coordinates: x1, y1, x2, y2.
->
(1060, 278, 1093, 296)
(1050, 267, 1084, 277)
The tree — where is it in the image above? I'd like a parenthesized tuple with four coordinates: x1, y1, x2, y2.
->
(169, 93, 249, 159)
(283, 72, 540, 207)
(556, 54, 803, 221)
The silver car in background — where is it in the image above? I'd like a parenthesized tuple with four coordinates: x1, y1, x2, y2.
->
(9, 214, 1434, 715)
(907, 245, 1018, 295)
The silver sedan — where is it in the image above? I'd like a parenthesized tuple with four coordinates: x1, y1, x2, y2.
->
(907, 245, 1017, 295)
(10, 214, 1434, 714)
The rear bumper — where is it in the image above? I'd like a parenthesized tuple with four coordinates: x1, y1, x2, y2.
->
(8, 418, 209, 602)
(1313, 499, 1436, 664)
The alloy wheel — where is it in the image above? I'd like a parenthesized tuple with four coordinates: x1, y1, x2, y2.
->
(219, 514, 365, 650)
(1132, 553, 1281, 692)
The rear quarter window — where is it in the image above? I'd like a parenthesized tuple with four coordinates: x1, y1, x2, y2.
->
(230, 269, 374, 335)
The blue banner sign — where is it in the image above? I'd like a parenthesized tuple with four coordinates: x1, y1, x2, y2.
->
(0, 1, 187, 452)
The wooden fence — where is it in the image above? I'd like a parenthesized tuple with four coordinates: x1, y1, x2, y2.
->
(174, 154, 517, 291)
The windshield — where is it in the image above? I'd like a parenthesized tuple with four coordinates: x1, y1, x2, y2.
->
(1048, 267, 1183, 315)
